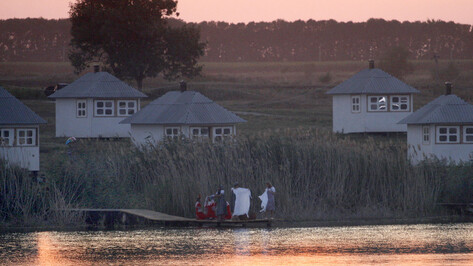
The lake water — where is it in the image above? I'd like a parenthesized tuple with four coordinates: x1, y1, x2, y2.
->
(1, 223, 473, 265)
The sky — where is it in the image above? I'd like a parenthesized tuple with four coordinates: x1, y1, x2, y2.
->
(0, 0, 472, 25)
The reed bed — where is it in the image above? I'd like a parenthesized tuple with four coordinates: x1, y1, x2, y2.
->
(2, 128, 472, 225)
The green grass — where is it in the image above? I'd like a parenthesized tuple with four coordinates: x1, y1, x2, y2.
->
(1, 59, 472, 157)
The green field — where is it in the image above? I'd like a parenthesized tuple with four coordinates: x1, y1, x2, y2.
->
(1, 60, 472, 148)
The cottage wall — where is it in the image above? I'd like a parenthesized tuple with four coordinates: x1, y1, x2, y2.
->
(130, 124, 237, 146)
(0, 125, 40, 171)
(55, 98, 132, 138)
(332, 95, 411, 133)
(407, 124, 473, 164)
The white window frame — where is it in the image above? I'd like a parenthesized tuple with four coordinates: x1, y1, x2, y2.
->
(77, 99, 87, 118)
(390, 95, 410, 112)
(164, 127, 180, 140)
(422, 126, 430, 145)
(436, 126, 460, 144)
(95, 100, 114, 117)
(117, 100, 137, 117)
(368, 96, 387, 112)
(351, 95, 361, 113)
(463, 126, 473, 143)
(190, 127, 209, 139)
(213, 126, 233, 142)
(0, 128, 14, 146)
(16, 128, 36, 146)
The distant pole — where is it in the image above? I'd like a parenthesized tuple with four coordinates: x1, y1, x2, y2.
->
(318, 45, 322, 62)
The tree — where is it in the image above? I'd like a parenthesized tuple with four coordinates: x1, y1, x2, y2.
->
(68, 0, 205, 89)
(378, 46, 413, 79)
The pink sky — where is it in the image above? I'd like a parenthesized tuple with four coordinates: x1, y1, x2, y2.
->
(0, 0, 472, 25)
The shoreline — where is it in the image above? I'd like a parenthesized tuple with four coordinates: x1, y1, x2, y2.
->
(1, 215, 471, 233)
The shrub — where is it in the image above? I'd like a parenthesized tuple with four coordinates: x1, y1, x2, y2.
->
(318, 72, 332, 83)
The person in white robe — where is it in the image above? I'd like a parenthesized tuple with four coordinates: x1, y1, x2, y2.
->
(259, 182, 276, 218)
(231, 186, 251, 218)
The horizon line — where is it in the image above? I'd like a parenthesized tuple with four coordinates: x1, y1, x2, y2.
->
(0, 16, 471, 26)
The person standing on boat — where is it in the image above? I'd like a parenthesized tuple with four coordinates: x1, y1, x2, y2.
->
(230, 182, 238, 213)
(215, 185, 227, 221)
(232, 184, 252, 218)
(266, 182, 276, 218)
(259, 182, 276, 218)
(195, 194, 206, 220)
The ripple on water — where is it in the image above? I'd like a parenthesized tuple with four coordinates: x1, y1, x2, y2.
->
(0, 223, 472, 265)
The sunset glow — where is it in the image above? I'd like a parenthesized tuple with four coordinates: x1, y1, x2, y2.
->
(0, 0, 472, 25)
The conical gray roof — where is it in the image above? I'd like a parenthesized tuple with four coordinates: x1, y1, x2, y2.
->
(398, 94, 473, 124)
(326, 68, 419, 95)
(0, 87, 47, 125)
(49, 72, 147, 99)
(120, 91, 246, 125)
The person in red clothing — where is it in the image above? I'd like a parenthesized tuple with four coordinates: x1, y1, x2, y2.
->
(204, 195, 216, 219)
(195, 195, 206, 220)
(224, 201, 232, 220)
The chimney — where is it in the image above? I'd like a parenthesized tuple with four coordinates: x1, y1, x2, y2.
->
(179, 80, 187, 92)
(368, 59, 375, 69)
(93, 65, 100, 73)
(445, 82, 452, 95)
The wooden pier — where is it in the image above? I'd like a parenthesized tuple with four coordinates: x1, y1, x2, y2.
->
(63, 208, 272, 228)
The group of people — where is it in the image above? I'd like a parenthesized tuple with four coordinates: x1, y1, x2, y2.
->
(195, 182, 276, 220)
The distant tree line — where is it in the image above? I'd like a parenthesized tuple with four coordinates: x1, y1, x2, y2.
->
(1, 18, 472, 62)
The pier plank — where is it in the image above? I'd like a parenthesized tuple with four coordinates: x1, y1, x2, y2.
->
(64, 208, 271, 227)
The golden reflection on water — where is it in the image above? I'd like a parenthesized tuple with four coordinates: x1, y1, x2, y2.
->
(36, 232, 70, 265)
(0, 224, 472, 265)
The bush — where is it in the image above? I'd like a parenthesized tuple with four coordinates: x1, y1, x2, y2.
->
(318, 72, 332, 83)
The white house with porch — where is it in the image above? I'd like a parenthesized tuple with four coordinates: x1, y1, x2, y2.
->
(120, 86, 246, 146)
(49, 67, 147, 138)
(326, 60, 420, 133)
(0, 87, 46, 171)
(398, 83, 473, 164)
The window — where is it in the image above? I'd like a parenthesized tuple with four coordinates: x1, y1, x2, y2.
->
(117, 100, 137, 116)
(464, 126, 473, 143)
(437, 126, 460, 143)
(351, 96, 361, 113)
(95, 100, 114, 116)
(0, 129, 13, 146)
(390, 95, 409, 111)
(191, 127, 209, 139)
(368, 96, 387, 111)
(77, 100, 87, 117)
(165, 127, 180, 140)
(422, 126, 430, 144)
(213, 127, 232, 142)
(17, 129, 36, 146)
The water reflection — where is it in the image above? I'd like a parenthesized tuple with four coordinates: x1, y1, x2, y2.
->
(0, 224, 472, 265)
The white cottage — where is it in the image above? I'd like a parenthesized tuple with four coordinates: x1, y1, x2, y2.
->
(49, 68, 147, 138)
(120, 87, 246, 146)
(398, 83, 473, 164)
(326, 60, 420, 133)
(0, 87, 46, 172)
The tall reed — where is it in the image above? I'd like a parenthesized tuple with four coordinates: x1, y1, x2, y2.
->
(2, 128, 471, 225)
(37, 128, 472, 221)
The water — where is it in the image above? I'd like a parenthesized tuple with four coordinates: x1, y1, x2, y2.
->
(1, 223, 473, 265)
